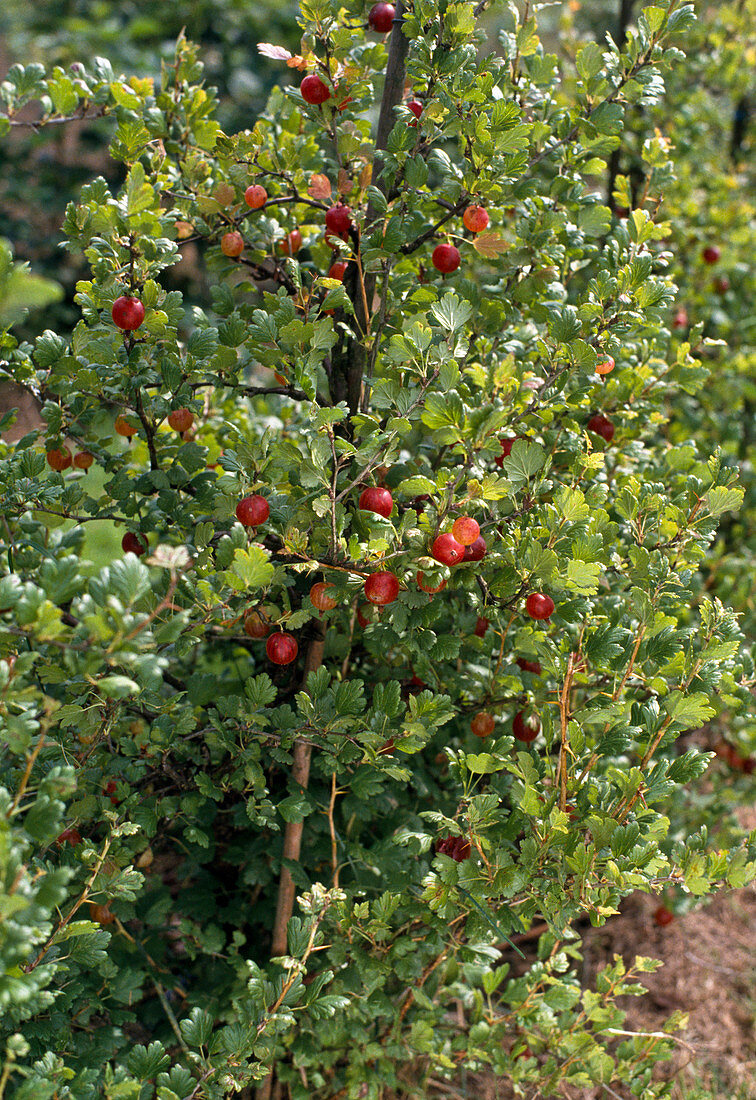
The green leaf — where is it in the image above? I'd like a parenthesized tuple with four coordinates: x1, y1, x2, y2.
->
(226, 546, 275, 591)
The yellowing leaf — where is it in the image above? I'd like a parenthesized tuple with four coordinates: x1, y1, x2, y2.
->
(472, 232, 509, 258)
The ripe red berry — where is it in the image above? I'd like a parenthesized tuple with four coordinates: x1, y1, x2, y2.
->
(73, 451, 94, 470)
(266, 632, 299, 665)
(431, 243, 461, 274)
(357, 602, 377, 628)
(112, 296, 145, 331)
(452, 516, 480, 546)
(417, 572, 447, 594)
(654, 905, 674, 927)
(235, 495, 270, 527)
(221, 231, 244, 258)
(325, 205, 352, 240)
(462, 205, 490, 233)
(310, 582, 338, 611)
(525, 592, 554, 620)
(46, 446, 72, 472)
(471, 712, 495, 738)
(244, 184, 268, 209)
(278, 229, 303, 255)
(436, 835, 471, 862)
(244, 610, 270, 638)
(513, 709, 541, 743)
(368, 2, 395, 32)
(364, 571, 400, 605)
(474, 616, 489, 637)
(114, 415, 137, 438)
(713, 274, 730, 294)
(462, 536, 487, 563)
(122, 532, 148, 556)
(359, 486, 393, 518)
(300, 74, 331, 105)
(702, 244, 721, 265)
(595, 355, 615, 376)
(407, 99, 423, 124)
(672, 309, 689, 329)
(495, 436, 524, 467)
(167, 408, 193, 432)
(587, 413, 615, 442)
(328, 260, 348, 281)
(431, 533, 465, 566)
(516, 657, 542, 675)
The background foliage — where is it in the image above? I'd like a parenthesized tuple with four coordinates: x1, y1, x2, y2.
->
(0, 1, 754, 1097)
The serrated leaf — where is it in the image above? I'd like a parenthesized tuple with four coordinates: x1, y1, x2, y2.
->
(472, 232, 508, 258)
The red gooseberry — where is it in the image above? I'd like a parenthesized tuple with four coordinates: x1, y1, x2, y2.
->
(407, 100, 423, 124)
(452, 516, 480, 546)
(471, 712, 495, 738)
(47, 446, 72, 472)
(431, 533, 465, 566)
(167, 408, 194, 432)
(121, 532, 148, 556)
(654, 905, 674, 927)
(462, 205, 490, 233)
(516, 657, 542, 675)
(114, 415, 137, 438)
(474, 616, 489, 637)
(300, 74, 331, 105)
(417, 572, 447, 594)
(436, 835, 471, 862)
(525, 593, 554, 621)
(278, 229, 303, 255)
(462, 536, 487, 562)
(431, 243, 461, 274)
(329, 260, 348, 281)
(513, 709, 541, 743)
(111, 296, 145, 331)
(359, 486, 393, 518)
(73, 451, 94, 470)
(364, 572, 400, 605)
(266, 632, 298, 665)
(244, 184, 268, 209)
(702, 244, 721, 264)
(586, 413, 615, 442)
(235, 495, 270, 527)
(310, 582, 338, 611)
(595, 356, 615, 376)
(368, 2, 395, 32)
(325, 205, 352, 240)
(221, 231, 245, 258)
(244, 611, 270, 638)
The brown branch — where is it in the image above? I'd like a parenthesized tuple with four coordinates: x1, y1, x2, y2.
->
(558, 654, 575, 812)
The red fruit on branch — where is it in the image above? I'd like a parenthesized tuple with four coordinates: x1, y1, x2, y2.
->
(266, 632, 299, 665)
(300, 74, 331, 105)
(328, 260, 348, 281)
(471, 712, 495, 738)
(672, 308, 689, 329)
(167, 408, 194, 432)
(462, 205, 490, 233)
(235, 495, 270, 527)
(431, 533, 465, 566)
(244, 611, 270, 638)
(278, 229, 303, 255)
(525, 593, 554, 620)
(325, 205, 352, 240)
(417, 572, 447, 594)
(436, 835, 471, 862)
(595, 355, 615, 376)
(221, 231, 244, 257)
(587, 413, 615, 442)
(495, 436, 524, 467)
(474, 616, 489, 637)
(359, 486, 393, 518)
(407, 99, 423, 124)
(114, 415, 137, 438)
(516, 657, 542, 675)
(713, 274, 730, 294)
(244, 184, 268, 209)
(702, 244, 721, 264)
(310, 582, 338, 611)
(462, 536, 487, 562)
(513, 709, 541, 743)
(357, 603, 377, 628)
(654, 905, 674, 927)
(364, 572, 400, 605)
(121, 532, 148, 556)
(47, 446, 72, 472)
(73, 451, 94, 470)
(451, 516, 480, 546)
(431, 243, 461, 274)
(368, 2, 395, 32)
(111, 296, 145, 331)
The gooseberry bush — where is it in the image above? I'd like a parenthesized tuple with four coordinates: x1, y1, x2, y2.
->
(0, 1, 754, 1098)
